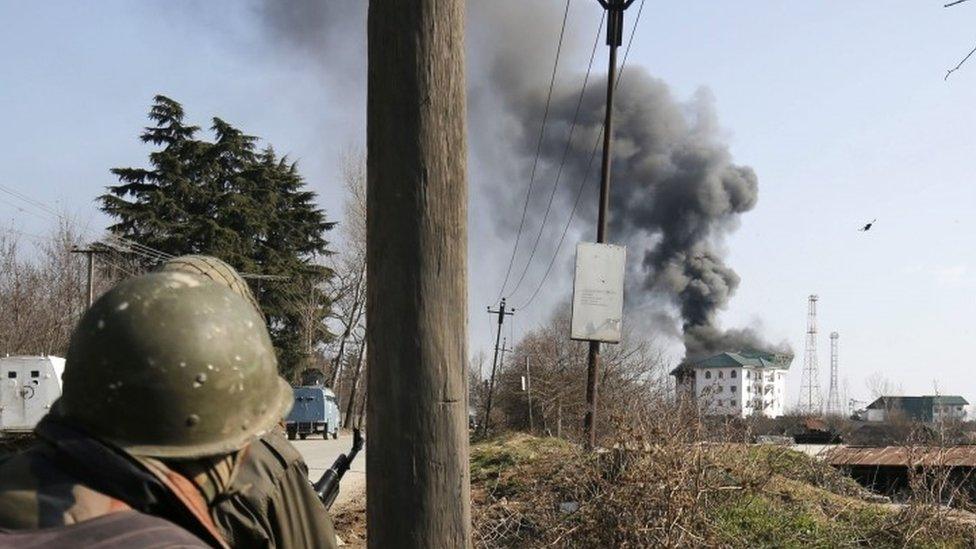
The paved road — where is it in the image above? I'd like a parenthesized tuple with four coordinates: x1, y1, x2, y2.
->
(293, 432, 365, 510)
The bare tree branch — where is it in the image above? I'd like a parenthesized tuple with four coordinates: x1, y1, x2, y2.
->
(945, 0, 972, 8)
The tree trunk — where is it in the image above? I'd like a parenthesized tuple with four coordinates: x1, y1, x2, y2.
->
(343, 340, 366, 429)
(366, 1, 470, 547)
(329, 261, 366, 388)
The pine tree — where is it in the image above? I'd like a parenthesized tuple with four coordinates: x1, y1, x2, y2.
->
(101, 96, 335, 377)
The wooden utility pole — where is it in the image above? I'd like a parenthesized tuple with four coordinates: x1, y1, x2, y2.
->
(366, 1, 471, 547)
(71, 246, 107, 308)
(482, 299, 513, 437)
(584, 0, 635, 451)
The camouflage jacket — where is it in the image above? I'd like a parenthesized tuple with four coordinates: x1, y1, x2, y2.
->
(214, 429, 338, 549)
(0, 416, 227, 547)
(0, 510, 210, 548)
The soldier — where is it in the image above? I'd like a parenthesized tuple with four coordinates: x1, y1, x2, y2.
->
(158, 255, 337, 548)
(0, 271, 314, 547)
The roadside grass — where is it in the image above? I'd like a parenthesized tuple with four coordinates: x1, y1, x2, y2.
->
(470, 433, 976, 548)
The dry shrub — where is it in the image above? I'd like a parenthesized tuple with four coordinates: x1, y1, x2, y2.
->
(473, 399, 732, 547)
(471, 397, 976, 548)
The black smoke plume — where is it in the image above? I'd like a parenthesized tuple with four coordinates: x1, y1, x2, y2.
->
(474, 3, 788, 360)
(248, 1, 789, 360)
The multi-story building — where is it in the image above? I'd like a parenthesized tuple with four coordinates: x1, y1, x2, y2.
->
(864, 395, 968, 423)
(671, 351, 793, 418)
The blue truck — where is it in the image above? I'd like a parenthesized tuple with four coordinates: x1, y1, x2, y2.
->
(286, 385, 341, 440)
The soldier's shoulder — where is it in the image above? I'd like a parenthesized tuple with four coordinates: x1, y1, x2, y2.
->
(0, 510, 210, 548)
(0, 443, 131, 530)
(256, 429, 305, 467)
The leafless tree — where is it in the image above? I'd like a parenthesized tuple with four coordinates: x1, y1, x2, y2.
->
(0, 220, 134, 357)
(327, 150, 367, 391)
(490, 303, 668, 443)
(865, 371, 902, 400)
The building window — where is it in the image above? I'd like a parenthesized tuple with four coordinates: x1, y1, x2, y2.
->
(705, 371, 711, 380)
(731, 370, 737, 379)
(6, 371, 15, 379)
(718, 371, 724, 379)
(30, 370, 39, 378)
(731, 386, 737, 393)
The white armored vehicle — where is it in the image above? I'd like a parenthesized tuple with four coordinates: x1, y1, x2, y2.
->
(0, 356, 65, 435)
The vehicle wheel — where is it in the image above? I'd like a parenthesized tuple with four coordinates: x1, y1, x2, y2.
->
(299, 433, 307, 440)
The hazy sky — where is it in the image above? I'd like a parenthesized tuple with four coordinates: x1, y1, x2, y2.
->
(1, 1, 974, 408)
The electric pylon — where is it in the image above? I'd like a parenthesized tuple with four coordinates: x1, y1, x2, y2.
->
(798, 295, 823, 415)
(826, 331, 842, 416)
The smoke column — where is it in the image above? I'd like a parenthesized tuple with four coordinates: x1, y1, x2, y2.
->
(471, 2, 788, 360)
(249, 0, 788, 360)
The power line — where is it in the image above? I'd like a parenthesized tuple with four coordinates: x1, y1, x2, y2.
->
(0, 183, 176, 265)
(515, 0, 646, 311)
(0, 182, 296, 281)
(507, 9, 606, 300)
(494, 0, 573, 303)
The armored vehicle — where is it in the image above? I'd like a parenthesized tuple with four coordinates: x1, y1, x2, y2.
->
(286, 385, 341, 440)
(0, 356, 64, 435)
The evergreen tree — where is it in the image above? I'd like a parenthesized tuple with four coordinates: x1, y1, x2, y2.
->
(101, 96, 335, 377)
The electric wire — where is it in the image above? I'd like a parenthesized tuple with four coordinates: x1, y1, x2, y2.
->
(494, 0, 573, 304)
(515, 0, 647, 311)
(0, 182, 296, 281)
(507, 9, 605, 300)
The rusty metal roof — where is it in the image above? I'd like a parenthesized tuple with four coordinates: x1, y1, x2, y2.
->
(825, 445, 976, 467)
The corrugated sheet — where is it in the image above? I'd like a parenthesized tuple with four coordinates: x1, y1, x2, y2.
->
(825, 446, 976, 467)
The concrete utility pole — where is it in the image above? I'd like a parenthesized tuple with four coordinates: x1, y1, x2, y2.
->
(482, 299, 514, 437)
(585, 0, 636, 451)
(71, 246, 107, 308)
(366, 1, 471, 547)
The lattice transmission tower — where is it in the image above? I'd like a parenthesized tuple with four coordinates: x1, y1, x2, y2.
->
(798, 295, 823, 415)
(826, 331, 842, 416)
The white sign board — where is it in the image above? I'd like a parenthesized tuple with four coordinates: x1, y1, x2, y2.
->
(570, 242, 625, 343)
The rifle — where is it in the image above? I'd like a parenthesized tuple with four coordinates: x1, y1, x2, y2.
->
(313, 428, 364, 510)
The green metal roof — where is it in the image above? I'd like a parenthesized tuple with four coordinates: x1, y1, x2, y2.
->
(691, 350, 793, 370)
(867, 396, 969, 410)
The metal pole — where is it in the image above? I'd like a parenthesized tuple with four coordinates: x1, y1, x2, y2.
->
(527, 358, 534, 432)
(86, 251, 95, 308)
(585, 0, 630, 451)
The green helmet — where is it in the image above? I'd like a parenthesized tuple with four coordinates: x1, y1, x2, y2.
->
(157, 255, 261, 316)
(58, 271, 293, 459)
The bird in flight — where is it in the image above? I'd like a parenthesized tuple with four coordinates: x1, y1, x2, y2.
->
(859, 218, 877, 232)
